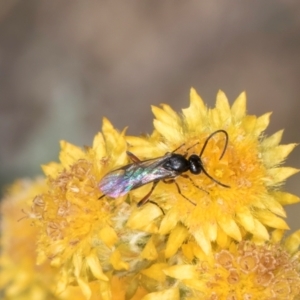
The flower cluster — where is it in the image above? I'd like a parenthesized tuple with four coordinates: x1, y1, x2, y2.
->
(1, 89, 300, 299)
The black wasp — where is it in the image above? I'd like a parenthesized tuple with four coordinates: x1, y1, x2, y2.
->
(99, 130, 230, 207)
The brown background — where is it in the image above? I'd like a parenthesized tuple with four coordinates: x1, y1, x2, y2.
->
(1, 0, 300, 231)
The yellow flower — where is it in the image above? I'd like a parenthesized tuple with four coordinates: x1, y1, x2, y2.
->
(126, 89, 299, 254)
(7, 89, 300, 299)
(0, 178, 63, 299)
(160, 237, 300, 300)
(0, 178, 150, 300)
(31, 119, 141, 299)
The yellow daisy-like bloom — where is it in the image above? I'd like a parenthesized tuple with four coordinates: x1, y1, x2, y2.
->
(143, 235, 300, 300)
(2, 179, 299, 300)
(0, 177, 145, 300)
(30, 119, 150, 299)
(5, 89, 300, 299)
(0, 178, 63, 299)
(126, 89, 299, 254)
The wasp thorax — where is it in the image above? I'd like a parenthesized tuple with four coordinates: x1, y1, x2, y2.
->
(163, 154, 190, 172)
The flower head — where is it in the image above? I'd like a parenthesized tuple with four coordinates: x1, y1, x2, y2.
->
(8, 89, 300, 300)
(31, 119, 140, 298)
(126, 89, 299, 254)
(0, 178, 62, 299)
(0, 176, 143, 300)
(161, 238, 300, 300)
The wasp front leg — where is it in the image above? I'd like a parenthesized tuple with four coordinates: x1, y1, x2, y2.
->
(163, 178, 196, 206)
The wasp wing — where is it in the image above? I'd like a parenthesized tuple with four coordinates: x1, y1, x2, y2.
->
(99, 154, 175, 198)
(99, 168, 131, 198)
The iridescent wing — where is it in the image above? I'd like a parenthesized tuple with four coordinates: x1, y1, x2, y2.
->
(99, 153, 175, 198)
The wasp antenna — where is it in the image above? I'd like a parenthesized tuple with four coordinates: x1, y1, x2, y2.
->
(199, 130, 228, 160)
(201, 166, 230, 188)
(172, 143, 186, 153)
(186, 142, 199, 152)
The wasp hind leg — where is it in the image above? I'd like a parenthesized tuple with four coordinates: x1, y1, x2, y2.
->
(126, 151, 141, 163)
(136, 181, 164, 214)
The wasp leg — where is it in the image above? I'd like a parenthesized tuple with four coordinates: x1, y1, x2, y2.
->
(180, 174, 209, 194)
(137, 181, 164, 214)
(163, 179, 196, 206)
(147, 200, 165, 215)
(137, 181, 159, 207)
(126, 151, 141, 163)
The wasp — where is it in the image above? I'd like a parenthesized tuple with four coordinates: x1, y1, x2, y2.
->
(98, 130, 230, 207)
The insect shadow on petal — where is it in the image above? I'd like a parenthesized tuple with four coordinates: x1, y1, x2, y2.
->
(98, 130, 230, 209)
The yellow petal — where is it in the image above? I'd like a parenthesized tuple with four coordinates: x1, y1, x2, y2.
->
(210, 109, 220, 128)
(161, 103, 179, 119)
(99, 226, 118, 248)
(165, 224, 188, 258)
(153, 119, 183, 143)
(193, 227, 211, 254)
(152, 105, 180, 128)
(126, 136, 152, 147)
(268, 167, 299, 184)
(141, 288, 180, 300)
(262, 195, 286, 217)
(139, 222, 159, 233)
(284, 230, 300, 254)
(216, 225, 229, 248)
(77, 277, 92, 300)
(261, 130, 284, 148)
(141, 263, 169, 282)
(182, 279, 207, 291)
(236, 207, 255, 232)
(189, 88, 206, 114)
(159, 209, 179, 235)
(127, 204, 162, 231)
(271, 191, 300, 205)
(92, 132, 106, 159)
(242, 115, 257, 133)
(102, 117, 119, 144)
(271, 229, 285, 243)
(256, 210, 289, 230)
(73, 252, 83, 278)
(252, 219, 269, 240)
(125, 277, 139, 300)
(127, 145, 161, 158)
(262, 144, 297, 167)
(99, 280, 112, 300)
(231, 92, 246, 121)
(182, 88, 206, 130)
(41, 162, 61, 177)
(218, 218, 241, 241)
(141, 237, 158, 260)
(86, 254, 108, 281)
(253, 113, 271, 136)
(182, 242, 194, 261)
(216, 90, 231, 124)
(56, 268, 68, 294)
(59, 140, 85, 167)
(191, 241, 210, 261)
(110, 249, 129, 271)
(102, 118, 127, 164)
(163, 265, 198, 280)
(207, 222, 217, 242)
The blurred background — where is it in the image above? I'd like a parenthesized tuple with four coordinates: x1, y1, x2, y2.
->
(1, 0, 300, 230)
